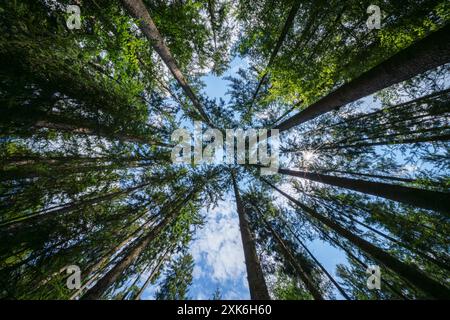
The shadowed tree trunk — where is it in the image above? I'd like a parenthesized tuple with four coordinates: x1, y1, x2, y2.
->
(319, 169, 415, 183)
(260, 215, 324, 300)
(231, 171, 270, 300)
(80, 190, 196, 300)
(275, 24, 450, 132)
(317, 133, 450, 150)
(306, 193, 450, 271)
(33, 120, 171, 147)
(120, 0, 212, 126)
(274, 167, 450, 216)
(0, 182, 152, 234)
(1, 157, 169, 182)
(313, 222, 408, 300)
(250, 0, 302, 106)
(133, 244, 174, 300)
(69, 212, 160, 300)
(247, 198, 341, 298)
(261, 178, 450, 299)
(294, 87, 450, 140)
(252, 200, 351, 300)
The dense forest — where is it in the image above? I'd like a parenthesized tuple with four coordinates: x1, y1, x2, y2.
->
(0, 0, 449, 300)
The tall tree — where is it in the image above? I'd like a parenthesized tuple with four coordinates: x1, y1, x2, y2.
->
(261, 177, 450, 299)
(120, 0, 212, 125)
(231, 171, 270, 300)
(155, 252, 194, 300)
(275, 24, 450, 131)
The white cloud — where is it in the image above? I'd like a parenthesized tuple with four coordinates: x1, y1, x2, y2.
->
(190, 197, 246, 283)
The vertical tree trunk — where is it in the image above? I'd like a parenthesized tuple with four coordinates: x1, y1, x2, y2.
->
(262, 178, 450, 299)
(275, 24, 450, 132)
(277, 168, 450, 216)
(231, 172, 270, 300)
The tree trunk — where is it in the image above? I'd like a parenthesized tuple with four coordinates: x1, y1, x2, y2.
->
(1, 158, 168, 182)
(313, 223, 408, 300)
(134, 244, 173, 300)
(275, 24, 450, 132)
(320, 169, 415, 183)
(262, 178, 450, 299)
(248, 198, 343, 299)
(120, 0, 211, 125)
(34, 120, 170, 147)
(298, 87, 450, 138)
(268, 206, 351, 299)
(1, 182, 151, 234)
(277, 168, 450, 216)
(70, 213, 160, 299)
(80, 189, 197, 299)
(261, 216, 324, 300)
(231, 172, 270, 300)
(319, 133, 450, 150)
(250, 0, 302, 106)
(308, 194, 450, 271)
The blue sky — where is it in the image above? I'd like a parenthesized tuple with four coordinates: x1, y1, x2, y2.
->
(201, 57, 249, 103)
(138, 56, 398, 300)
(189, 57, 251, 300)
(183, 57, 347, 300)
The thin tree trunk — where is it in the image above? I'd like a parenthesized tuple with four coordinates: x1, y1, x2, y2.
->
(120, 0, 212, 125)
(321, 123, 450, 148)
(1, 156, 116, 166)
(247, 198, 341, 298)
(320, 169, 415, 183)
(275, 24, 450, 132)
(269, 103, 299, 127)
(318, 133, 450, 150)
(307, 193, 450, 271)
(207, 0, 217, 49)
(261, 215, 324, 300)
(1, 182, 151, 233)
(1, 163, 113, 182)
(298, 87, 450, 138)
(264, 204, 351, 299)
(1, 158, 167, 182)
(276, 167, 450, 216)
(134, 244, 173, 300)
(261, 178, 450, 299)
(231, 172, 270, 300)
(284, 132, 450, 154)
(70, 213, 160, 299)
(80, 190, 196, 300)
(250, 0, 302, 107)
(317, 226, 408, 300)
(34, 120, 170, 147)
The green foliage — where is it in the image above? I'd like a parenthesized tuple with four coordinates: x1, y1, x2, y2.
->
(0, 0, 448, 301)
(155, 252, 194, 300)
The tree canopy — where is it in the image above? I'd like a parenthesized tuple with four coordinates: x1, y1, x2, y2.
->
(0, 0, 449, 300)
